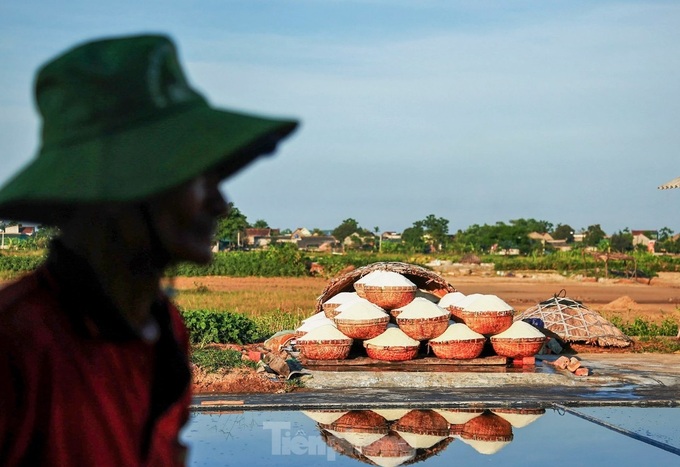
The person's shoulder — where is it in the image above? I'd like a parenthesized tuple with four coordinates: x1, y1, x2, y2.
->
(0, 272, 43, 309)
(0, 270, 54, 327)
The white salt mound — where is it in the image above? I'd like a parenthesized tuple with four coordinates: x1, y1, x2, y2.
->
(324, 292, 361, 305)
(335, 300, 388, 320)
(395, 297, 448, 319)
(356, 270, 416, 287)
(493, 321, 544, 339)
(336, 297, 376, 313)
(364, 327, 419, 347)
(462, 294, 513, 312)
(453, 293, 482, 309)
(297, 313, 335, 333)
(492, 411, 544, 428)
(431, 323, 484, 342)
(438, 292, 466, 308)
(298, 324, 351, 342)
(302, 311, 331, 324)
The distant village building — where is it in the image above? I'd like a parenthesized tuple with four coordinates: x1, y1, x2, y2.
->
(291, 228, 311, 240)
(296, 236, 339, 252)
(242, 228, 280, 248)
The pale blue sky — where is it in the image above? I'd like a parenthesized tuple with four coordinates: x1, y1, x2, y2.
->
(1, 1, 678, 234)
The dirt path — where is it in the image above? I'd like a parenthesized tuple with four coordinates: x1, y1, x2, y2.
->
(171, 272, 680, 323)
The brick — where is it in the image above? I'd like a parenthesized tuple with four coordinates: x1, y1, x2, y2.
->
(511, 356, 536, 366)
(567, 357, 582, 373)
(574, 367, 590, 377)
(553, 356, 570, 370)
(243, 350, 263, 362)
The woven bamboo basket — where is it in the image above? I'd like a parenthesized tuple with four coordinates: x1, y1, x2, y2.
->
(297, 339, 353, 360)
(393, 410, 450, 437)
(322, 302, 342, 319)
(353, 282, 367, 298)
(428, 337, 486, 360)
(316, 262, 456, 313)
(364, 343, 419, 361)
(490, 336, 546, 358)
(396, 315, 449, 341)
(334, 316, 390, 340)
(362, 285, 417, 311)
(460, 310, 513, 336)
(461, 412, 514, 442)
(446, 305, 465, 322)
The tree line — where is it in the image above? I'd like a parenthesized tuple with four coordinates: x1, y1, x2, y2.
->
(216, 206, 680, 255)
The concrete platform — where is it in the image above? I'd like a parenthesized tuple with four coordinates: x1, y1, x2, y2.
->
(191, 353, 680, 411)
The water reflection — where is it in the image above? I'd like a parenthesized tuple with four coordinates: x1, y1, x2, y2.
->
(304, 407, 542, 465)
(183, 406, 680, 465)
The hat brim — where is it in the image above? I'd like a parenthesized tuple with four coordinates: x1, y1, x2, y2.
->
(0, 104, 298, 224)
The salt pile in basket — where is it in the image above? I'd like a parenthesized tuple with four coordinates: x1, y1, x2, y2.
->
(296, 324, 353, 360)
(334, 300, 390, 340)
(394, 297, 449, 341)
(363, 325, 420, 361)
(355, 270, 417, 310)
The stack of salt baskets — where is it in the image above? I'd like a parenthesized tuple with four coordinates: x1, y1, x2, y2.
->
(295, 262, 545, 362)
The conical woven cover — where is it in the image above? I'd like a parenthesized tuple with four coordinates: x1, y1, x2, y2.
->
(514, 293, 632, 347)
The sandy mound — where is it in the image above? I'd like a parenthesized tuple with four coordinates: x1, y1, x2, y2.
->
(600, 296, 639, 311)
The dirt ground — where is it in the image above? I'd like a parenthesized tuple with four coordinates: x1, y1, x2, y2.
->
(181, 271, 680, 394)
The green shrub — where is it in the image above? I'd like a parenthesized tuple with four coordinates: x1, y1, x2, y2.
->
(190, 347, 256, 373)
(180, 309, 261, 344)
(173, 243, 309, 277)
(609, 316, 678, 337)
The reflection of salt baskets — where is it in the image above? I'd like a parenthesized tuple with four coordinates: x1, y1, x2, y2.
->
(362, 432, 415, 458)
(297, 339, 353, 360)
(462, 412, 513, 442)
(362, 285, 417, 311)
(393, 410, 450, 437)
(322, 302, 342, 319)
(364, 343, 419, 361)
(490, 337, 546, 358)
(428, 337, 486, 360)
(328, 411, 389, 433)
(460, 310, 513, 336)
(396, 315, 449, 341)
(335, 316, 390, 340)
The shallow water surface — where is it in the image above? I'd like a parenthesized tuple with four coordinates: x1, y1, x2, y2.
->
(182, 406, 680, 466)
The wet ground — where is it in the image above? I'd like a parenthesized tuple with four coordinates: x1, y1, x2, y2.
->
(188, 354, 680, 465)
(192, 353, 680, 410)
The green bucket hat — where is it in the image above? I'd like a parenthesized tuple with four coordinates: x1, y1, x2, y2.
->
(0, 34, 299, 224)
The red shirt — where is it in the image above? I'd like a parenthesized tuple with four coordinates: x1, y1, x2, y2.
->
(0, 244, 191, 466)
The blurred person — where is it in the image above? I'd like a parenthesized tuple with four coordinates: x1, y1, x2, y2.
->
(0, 34, 298, 466)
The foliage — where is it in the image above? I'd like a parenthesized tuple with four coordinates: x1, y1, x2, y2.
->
(630, 337, 680, 353)
(0, 254, 45, 277)
(331, 218, 361, 243)
(252, 219, 269, 228)
(609, 316, 678, 337)
(215, 203, 249, 244)
(610, 229, 633, 252)
(452, 218, 551, 255)
(250, 311, 306, 340)
(401, 224, 426, 253)
(174, 242, 308, 277)
(190, 347, 257, 373)
(552, 224, 575, 243)
(584, 224, 607, 247)
(180, 309, 261, 345)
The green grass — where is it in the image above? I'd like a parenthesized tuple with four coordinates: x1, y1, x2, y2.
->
(190, 347, 257, 373)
